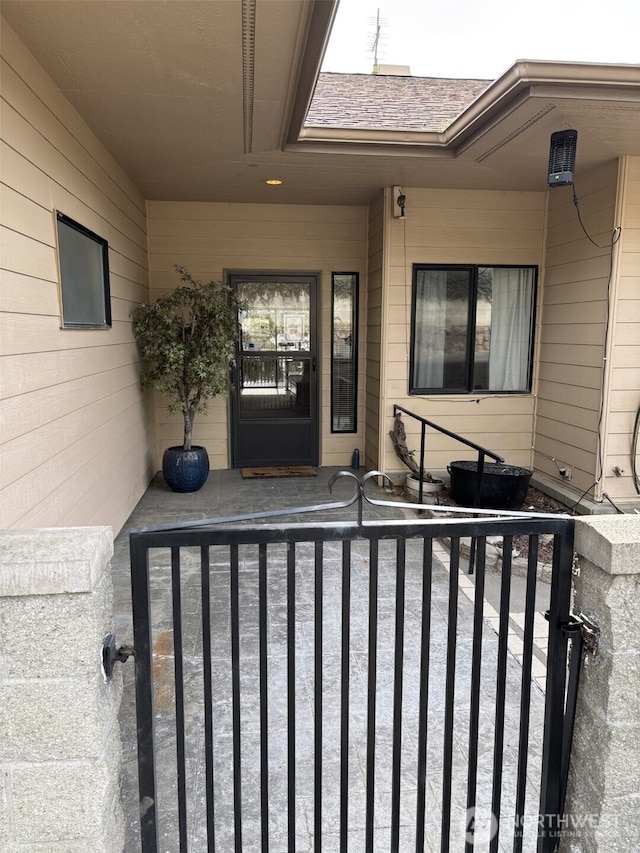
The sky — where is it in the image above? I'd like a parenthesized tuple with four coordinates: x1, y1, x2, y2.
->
(322, 0, 640, 80)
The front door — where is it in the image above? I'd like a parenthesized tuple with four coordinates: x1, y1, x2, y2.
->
(230, 273, 318, 467)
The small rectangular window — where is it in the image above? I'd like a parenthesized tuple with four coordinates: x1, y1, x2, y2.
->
(331, 272, 358, 432)
(56, 212, 111, 328)
(410, 265, 536, 394)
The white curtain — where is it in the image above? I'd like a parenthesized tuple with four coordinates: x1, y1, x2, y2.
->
(413, 270, 446, 388)
(488, 268, 534, 391)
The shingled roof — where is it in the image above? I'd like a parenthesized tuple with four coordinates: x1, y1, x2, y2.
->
(305, 72, 492, 131)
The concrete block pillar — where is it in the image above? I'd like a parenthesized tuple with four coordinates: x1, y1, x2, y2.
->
(0, 527, 124, 852)
(562, 515, 640, 852)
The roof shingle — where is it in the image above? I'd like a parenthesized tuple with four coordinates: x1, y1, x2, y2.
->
(305, 72, 492, 131)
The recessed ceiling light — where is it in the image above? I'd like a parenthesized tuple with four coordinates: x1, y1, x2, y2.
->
(265, 178, 283, 185)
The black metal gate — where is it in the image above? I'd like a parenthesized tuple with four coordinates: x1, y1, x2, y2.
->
(128, 472, 577, 852)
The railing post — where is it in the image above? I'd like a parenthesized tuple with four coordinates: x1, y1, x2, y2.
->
(419, 422, 426, 503)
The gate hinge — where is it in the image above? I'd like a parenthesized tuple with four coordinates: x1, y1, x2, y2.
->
(102, 632, 135, 679)
(545, 610, 600, 656)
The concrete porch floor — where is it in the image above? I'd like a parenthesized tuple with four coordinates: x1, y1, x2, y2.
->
(111, 467, 552, 852)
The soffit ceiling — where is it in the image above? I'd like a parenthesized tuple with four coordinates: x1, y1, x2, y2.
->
(3, 0, 640, 206)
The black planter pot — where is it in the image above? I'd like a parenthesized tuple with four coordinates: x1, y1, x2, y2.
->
(447, 461, 532, 510)
(162, 446, 209, 493)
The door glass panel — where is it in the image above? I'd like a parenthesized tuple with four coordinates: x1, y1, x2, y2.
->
(237, 281, 311, 420)
(238, 281, 310, 352)
(239, 357, 310, 418)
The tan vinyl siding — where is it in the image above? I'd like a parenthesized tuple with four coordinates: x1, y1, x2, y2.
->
(381, 187, 545, 477)
(146, 201, 368, 470)
(535, 160, 619, 498)
(602, 156, 640, 500)
(0, 20, 152, 531)
(364, 192, 384, 469)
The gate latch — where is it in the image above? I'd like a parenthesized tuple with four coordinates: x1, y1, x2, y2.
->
(545, 610, 600, 656)
(102, 633, 135, 679)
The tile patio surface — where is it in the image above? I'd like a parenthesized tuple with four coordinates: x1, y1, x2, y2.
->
(111, 468, 552, 852)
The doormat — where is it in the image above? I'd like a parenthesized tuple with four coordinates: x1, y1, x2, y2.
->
(241, 466, 317, 479)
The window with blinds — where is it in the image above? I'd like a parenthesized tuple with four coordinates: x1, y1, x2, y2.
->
(331, 272, 358, 433)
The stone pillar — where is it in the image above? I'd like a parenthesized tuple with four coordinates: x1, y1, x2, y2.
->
(0, 527, 124, 852)
(562, 515, 640, 852)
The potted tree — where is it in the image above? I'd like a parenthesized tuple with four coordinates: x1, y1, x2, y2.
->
(131, 265, 242, 492)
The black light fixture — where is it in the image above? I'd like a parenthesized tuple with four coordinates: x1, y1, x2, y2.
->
(547, 130, 578, 187)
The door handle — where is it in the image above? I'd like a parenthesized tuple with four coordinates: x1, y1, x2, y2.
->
(312, 357, 316, 371)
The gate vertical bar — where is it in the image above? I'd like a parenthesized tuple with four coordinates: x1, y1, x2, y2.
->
(490, 537, 513, 853)
(314, 541, 324, 852)
(200, 546, 216, 852)
(259, 543, 270, 852)
(365, 538, 379, 853)
(465, 536, 487, 853)
(230, 544, 243, 851)
(287, 542, 296, 852)
(513, 535, 539, 851)
(170, 547, 188, 852)
(391, 539, 407, 853)
(340, 540, 352, 852)
(441, 537, 460, 853)
(415, 537, 433, 853)
(130, 534, 158, 853)
(538, 526, 574, 852)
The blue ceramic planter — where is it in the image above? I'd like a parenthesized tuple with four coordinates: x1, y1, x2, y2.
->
(162, 446, 209, 492)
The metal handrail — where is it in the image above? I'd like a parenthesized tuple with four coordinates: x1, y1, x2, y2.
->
(393, 404, 505, 506)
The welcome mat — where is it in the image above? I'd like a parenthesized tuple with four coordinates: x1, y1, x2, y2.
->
(241, 466, 317, 479)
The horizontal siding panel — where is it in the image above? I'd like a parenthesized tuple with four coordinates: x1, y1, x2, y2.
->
(0, 183, 53, 243)
(1, 381, 143, 488)
(537, 362, 602, 389)
(150, 238, 364, 262)
(534, 434, 597, 476)
(543, 255, 612, 286)
(0, 270, 60, 316)
(610, 345, 640, 368)
(391, 248, 542, 267)
(0, 342, 140, 397)
(401, 208, 544, 232)
(610, 388, 640, 411)
(390, 227, 542, 251)
(537, 343, 604, 368)
(537, 381, 601, 411)
(408, 189, 544, 212)
(542, 279, 607, 305)
(609, 322, 639, 345)
(0, 140, 52, 208)
(1, 399, 146, 527)
(1, 57, 146, 229)
(1, 362, 141, 444)
(534, 416, 598, 454)
(1, 225, 57, 280)
(148, 200, 367, 224)
(539, 323, 605, 346)
(541, 301, 609, 325)
(536, 399, 599, 432)
(1, 313, 132, 355)
(148, 218, 366, 241)
(610, 366, 640, 391)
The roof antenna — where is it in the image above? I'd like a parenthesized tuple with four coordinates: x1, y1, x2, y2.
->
(369, 8, 386, 74)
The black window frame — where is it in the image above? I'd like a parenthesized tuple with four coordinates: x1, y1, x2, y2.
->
(330, 271, 359, 433)
(56, 211, 111, 329)
(409, 263, 537, 395)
